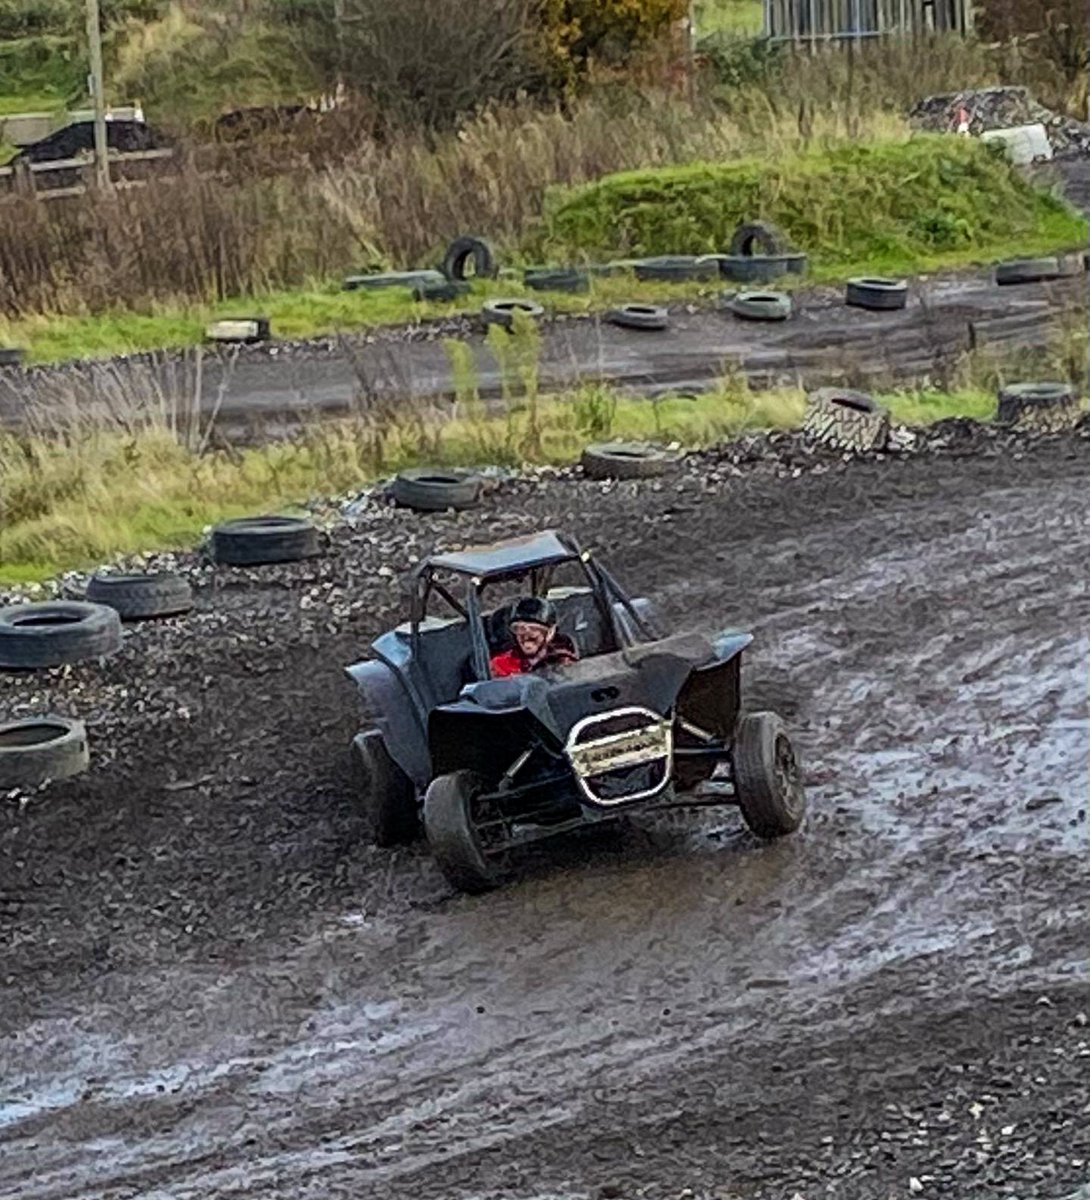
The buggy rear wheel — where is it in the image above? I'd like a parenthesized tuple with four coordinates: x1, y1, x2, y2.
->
(732, 712, 806, 839)
(424, 771, 507, 894)
(351, 731, 419, 846)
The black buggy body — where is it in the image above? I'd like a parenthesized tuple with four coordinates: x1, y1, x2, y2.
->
(345, 530, 805, 892)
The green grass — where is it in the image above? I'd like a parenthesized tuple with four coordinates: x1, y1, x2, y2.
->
(0, 375, 1032, 585)
(0, 91, 66, 115)
(536, 136, 1089, 272)
(696, 0, 763, 36)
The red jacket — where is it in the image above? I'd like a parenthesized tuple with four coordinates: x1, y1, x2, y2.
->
(490, 634, 578, 678)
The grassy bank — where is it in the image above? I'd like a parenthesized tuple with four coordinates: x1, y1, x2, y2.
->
(0, 361, 1031, 585)
(6, 306, 1079, 585)
(537, 136, 1088, 268)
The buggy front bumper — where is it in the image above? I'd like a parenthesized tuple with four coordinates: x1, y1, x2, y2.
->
(564, 706, 673, 807)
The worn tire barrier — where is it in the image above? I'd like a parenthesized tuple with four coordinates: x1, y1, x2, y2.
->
(442, 236, 497, 282)
(413, 279, 470, 303)
(633, 256, 720, 283)
(0, 716, 90, 789)
(0, 601, 123, 669)
(524, 267, 590, 294)
(729, 221, 789, 257)
(996, 381, 1083, 433)
(606, 304, 670, 331)
(86, 572, 194, 621)
(205, 317, 270, 344)
(846, 277, 909, 311)
(719, 254, 808, 284)
(994, 257, 1063, 286)
(803, 387, 892, 453)
(581, 442, 680, 481)
(729, 291, 793, 322)
(344, 269, 446, 292)
(0, 347, 25, 368)
(389, 468, 484, 512)
(211, 516, 321, 566)
(481, 298, 545, 330)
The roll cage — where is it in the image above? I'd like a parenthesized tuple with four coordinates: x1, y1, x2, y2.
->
(406, 530, 658, 683)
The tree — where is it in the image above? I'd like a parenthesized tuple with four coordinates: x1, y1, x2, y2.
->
(269, 0, 542, 128)
(539, 0, 689, 88)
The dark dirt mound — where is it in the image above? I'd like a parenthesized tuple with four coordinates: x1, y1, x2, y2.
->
(14, 119, 172, 164)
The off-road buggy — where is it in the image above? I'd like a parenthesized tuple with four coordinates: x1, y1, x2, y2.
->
(345, 530, 805, 893)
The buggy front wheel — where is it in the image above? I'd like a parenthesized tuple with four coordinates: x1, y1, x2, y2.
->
(351, 731, 419, 847)
(424, 771, 507, 894)
(732, 712, 806, 839)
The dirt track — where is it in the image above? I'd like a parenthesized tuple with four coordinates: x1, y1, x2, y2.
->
(4, 270, 1085, 439)
(1, 421, 1087, 1198)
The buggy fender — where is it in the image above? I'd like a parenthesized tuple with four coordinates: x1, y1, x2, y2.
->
(675, 629, 753, 743)
(345, 659, 431, 789)
(712, 630, 753, 662)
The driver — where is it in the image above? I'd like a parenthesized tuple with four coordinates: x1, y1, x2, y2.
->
(490, 597, 579, 678)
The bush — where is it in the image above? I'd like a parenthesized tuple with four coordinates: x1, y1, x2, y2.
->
(540, 0, 689, 90)
(537, 136, 1088, 268)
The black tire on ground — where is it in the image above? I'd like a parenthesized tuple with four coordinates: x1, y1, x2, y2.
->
(0, 347, 26, 368)
(524, 267, 590, 294)
(0, 716, 89, 789)
(719, 253, 808, 283)
(845, 277, 909, 311)
(424, 770, 504, 894)
(412, 279, 470, 303)
(442, 236, 497, 282)
(996, 381, 1082, 432)
(581, 441, 679, 480)
(86, 572, 194, 620)
(210, 516, 321, 566)
(0, 602, 122, 670)
(729, 291, 793, 321)
(803, 387, 891, 452)
(389, 467, 484, 512)
(729, 221, 788, 257)
(351, 731, 419, 846)
(633, 256, 720, 283)
(481, 298, 545, 329)
(994, 257, 1062, 286)
(732, 711, 806, 839)
(605, 304, 669, 331)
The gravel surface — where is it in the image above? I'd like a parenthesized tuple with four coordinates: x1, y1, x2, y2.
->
(1, 418, 1087, 1198)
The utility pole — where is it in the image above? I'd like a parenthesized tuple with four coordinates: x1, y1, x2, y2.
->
(86, 0, 111, 191)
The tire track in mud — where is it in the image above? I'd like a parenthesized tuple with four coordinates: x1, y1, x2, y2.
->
(1, 436, 1088, 1199)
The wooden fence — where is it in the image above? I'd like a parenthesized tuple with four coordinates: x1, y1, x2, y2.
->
(764, 0, 975, 43)
(0, 148, 177, 201)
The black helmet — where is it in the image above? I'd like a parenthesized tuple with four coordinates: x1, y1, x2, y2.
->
(510, 596, 557, 629)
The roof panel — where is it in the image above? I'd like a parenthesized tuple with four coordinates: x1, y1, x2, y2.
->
(427, 530, 577, 577)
